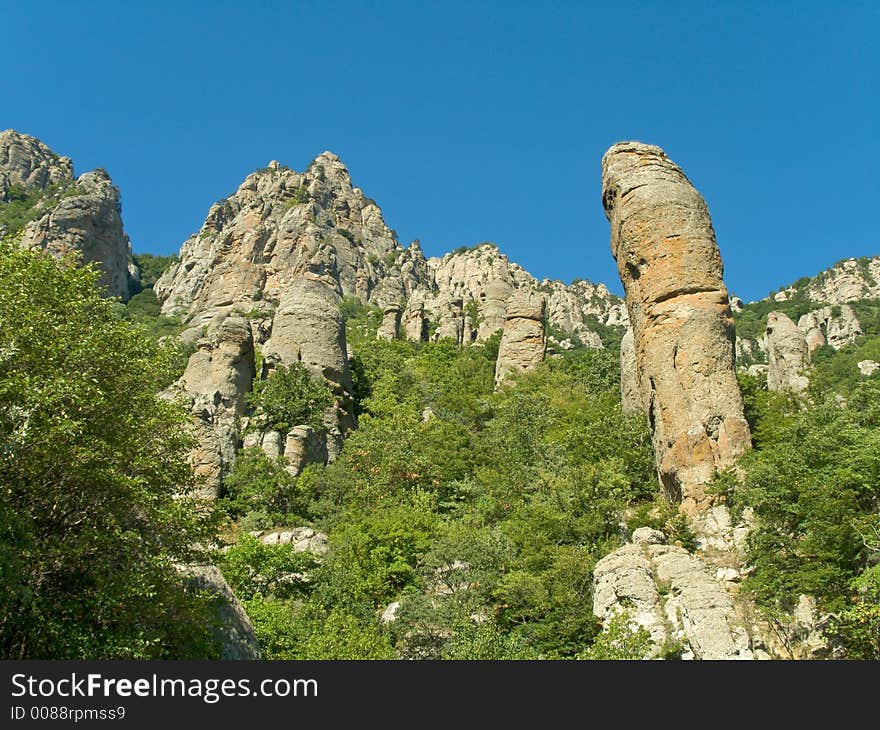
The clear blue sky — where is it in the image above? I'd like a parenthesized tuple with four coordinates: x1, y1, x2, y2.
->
(2, 1, 877, 300)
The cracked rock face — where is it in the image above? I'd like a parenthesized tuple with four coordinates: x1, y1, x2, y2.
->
(263, 274, 355, 460)
(494, 289, 546, 386)
(2, 130, 136, 300)
(765, 311, 810, 393)
(592, 528, 755, 660)
(602, 142, 751, 513)
(172, 313, 256, 497)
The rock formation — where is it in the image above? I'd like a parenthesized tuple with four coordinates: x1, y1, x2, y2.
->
(377, 304, 401, 341)
(401, 295, 428, 342)
(262, 274, 355, 460)
(602, 141, 751, 513)
(619, 327, 642, 413)
(171, 313, 256, 497)
(592, 528, 756, 660)
(177, 564, 261, 659)
(0, 129, 73, 195)
(494, 289, 546, 386)
(797, 304, 863, 353)
(1, 130, 136, 300)
(858, 359, 879, 377)
(765, 311, 810, 393)
(21, 170, 134, 300)
(154, 153, 624, 352)
(805, 256, 880, 303)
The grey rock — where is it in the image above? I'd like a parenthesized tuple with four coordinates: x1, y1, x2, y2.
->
(766, 311, 810, 393)
(858, 359, 879, 377)
(593, 537, 755, 659)
(377, 304, 401, 341)
(620, 327, 642, 413)
(258, 526, 329, 555)
(174, 313, 256, 497)
(178, 564, 261, 660)
(283, 425, 328, 477)
(263, 274, 355, 460)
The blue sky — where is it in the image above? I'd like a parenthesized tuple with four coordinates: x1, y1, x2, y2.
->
(2, 1, 877, 300)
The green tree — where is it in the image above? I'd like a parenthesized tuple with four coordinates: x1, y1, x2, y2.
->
(248, 362, 334, 435)
(0, 237, 218, 659)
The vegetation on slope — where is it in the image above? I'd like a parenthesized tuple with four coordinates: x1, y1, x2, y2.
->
(2, 240, 877, 659)
(0, 237, 221, 659)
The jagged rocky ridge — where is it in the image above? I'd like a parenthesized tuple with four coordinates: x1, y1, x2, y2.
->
(155, 152, 626, 493)
(1, 130, 138, 300)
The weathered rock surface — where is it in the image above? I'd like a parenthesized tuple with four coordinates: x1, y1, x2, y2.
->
(21, 169, 134, 300)
(155, 154, 624, 350)
(592, 528, 755, 660)
(805, 257, 880, 303)
(283, 425, 329, 477)
(178, 564, 261, 659)
(765, 311, 810, 393)
(858, 359, 879, 377)
(619, 326, 642, 413)
(0, 129, 73, 196)
(602, 142, 751, 513)
(797, 304, 863, 352)
(262, 274, 355, 460)
(494, 289, 546, 386)
(172, 313, 255, 497)
(377, 303, 401, 341)
(2, 130, 136, 300)
(257, 526, 329, 555)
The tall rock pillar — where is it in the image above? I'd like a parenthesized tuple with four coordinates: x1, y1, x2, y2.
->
(601, 142, 751, 514)
(494, 289, 546, 387)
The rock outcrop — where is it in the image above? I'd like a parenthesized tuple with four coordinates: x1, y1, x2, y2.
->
(765, 311, 810, 393)
(592, 528, 755, 659)
(1, 130, 136, 300)
(172, 313, 255, 497)
(0, 129, 73, 196)
(858, 359, 879, 377)
(377, 304, 401, 341)
(177, 564, 261, 659)
(152, 150, 627, 497)
(154, 154, 624, 351)
(805, 256, 880, 303)
(602, 142, 751, 513)
(262, 274, 355, 460)
(619, 326, 642, 413)
(494, 289, 546, 386)
(21, 169, 134, 300)
(797, 304, 863, 353)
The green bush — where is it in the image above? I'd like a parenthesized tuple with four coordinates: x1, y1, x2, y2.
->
(0, 237, 219, 659)
(247, 362, 334, 435)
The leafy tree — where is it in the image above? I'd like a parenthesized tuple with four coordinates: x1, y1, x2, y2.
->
(219, 447, 306, 525)
(248, 362, 334, 435)
(0, 237, 219, 658)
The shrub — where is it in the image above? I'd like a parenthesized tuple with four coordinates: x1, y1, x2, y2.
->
(247, 362, 334, 436)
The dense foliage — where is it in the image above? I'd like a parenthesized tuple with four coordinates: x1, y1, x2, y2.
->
(218, 304, 666, 659)
(0, 237, 220, 659)
(247, 362, 335, 436)
(726, 357, 880, 657)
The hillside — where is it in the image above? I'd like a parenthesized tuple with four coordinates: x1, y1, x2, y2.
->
(1, 132, 878, 661)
